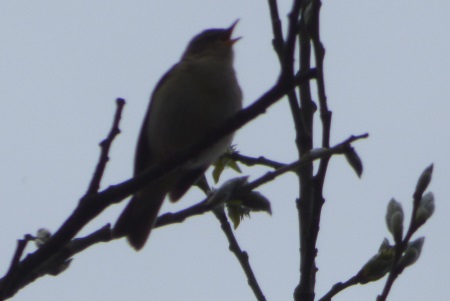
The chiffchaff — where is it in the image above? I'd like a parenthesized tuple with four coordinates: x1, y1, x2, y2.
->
(113, 21, 242, 250)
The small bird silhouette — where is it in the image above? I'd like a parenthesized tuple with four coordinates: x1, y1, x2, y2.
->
(113, 21, 243, 250)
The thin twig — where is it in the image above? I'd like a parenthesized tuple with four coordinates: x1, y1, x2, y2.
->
(154, 201, 212, 228)
(0, 225, 112, 297)
(214, 208, 266, 301)
(281, 0, 303, 79)
(0, 236, 32, 299)
(267, 0, 304, 146)
(226, 152, 285, 169)
(318, 275, 360, 301)
(6, 238, 29, 276)
(311, 0, 332, 184)
(267, 0, 284, 56)
(246, 134, 367, 191)
(86, 98, 125, 195)
(157, 134, 368, 230)
(200, 176, 266, 301)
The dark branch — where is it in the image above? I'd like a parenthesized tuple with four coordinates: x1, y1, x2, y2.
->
(267, 0, 284, 56)
(160, 175, 266, 301)
(0, 236, 32, 299)
(312, 0, 332, 185)
(214, 208, 266, 301)
(268, 0, 305, 148)
(226, 152, 286, 169)
(246, 134, 368, 191)
(154, 201, 212, 228)
(86, 98, 125, 195)
(6, 238, 30, 276)
(318, 275, 360, 301)
(158, 134, 368, 230)
(0, 70, 315, 300)
(294, 2, 331, 300)
(0, 226, 111, 299)
(0, 129, 366, 300)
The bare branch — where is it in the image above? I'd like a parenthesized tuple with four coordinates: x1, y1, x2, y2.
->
(157, 134, 368, 230)
(267, 0, 304, 147)
(312, 0, 332, 185)
(246, 134, 368, 191)
(154, 201, 212, 228)
(214, 208, 266, 301)
(86, 98, 125, 195)
(6, 238, 30, 276)
(0, 70, 316, 300)
(267, 0, 284, 57)
(318, 275, 360, 301)
(0, 226, 111, 299)
(0, 124, 365, 300)
(294, 1, 332, 300)
(226, 152, 286, 169)
(0, 235, 33, 299)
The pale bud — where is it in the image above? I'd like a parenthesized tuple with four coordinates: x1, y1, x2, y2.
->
(379, 238, 392, 252)
(35, 228, 52, 248)
(385, 199, 404, 243)
(413, 164, 433, 200)
(358, 243, 395, 284)
(415, 192, 435, 226)
(398, 237, 425, 269)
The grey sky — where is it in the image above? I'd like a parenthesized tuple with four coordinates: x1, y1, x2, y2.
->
(0, 1, 449, 300)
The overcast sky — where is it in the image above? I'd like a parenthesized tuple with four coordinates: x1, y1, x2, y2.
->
(1, 1, 449, 300)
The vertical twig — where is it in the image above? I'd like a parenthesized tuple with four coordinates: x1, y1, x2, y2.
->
(295, 1, 331, 300)
(294, 1, 317, 300)
(267, 0, 304, 149)
(0, 235, 32, 301)
(268, 1, 321, 301)
(311, 0, 332, 184)
(86, 98, 125, 195)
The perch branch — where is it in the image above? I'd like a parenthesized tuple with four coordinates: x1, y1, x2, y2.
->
(0, 69, 315, 300)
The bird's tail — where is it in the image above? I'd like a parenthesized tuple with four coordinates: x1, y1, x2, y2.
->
(113, 184, 166, 251)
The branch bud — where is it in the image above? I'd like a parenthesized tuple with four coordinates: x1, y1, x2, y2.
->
(35, 228, 52, 248)
(385, 199, 404, 243)
(414, 192, 435, 227)
(413, 164, 433, 200)
(358, 239, 395, 284)
(398, 237, 425, 269)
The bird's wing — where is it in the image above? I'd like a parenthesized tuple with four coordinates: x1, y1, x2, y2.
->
(169, 167, 206, 202)
(133, 63, 179, 176)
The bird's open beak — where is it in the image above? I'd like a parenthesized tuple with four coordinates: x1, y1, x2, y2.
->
(225, 19, 241, 45)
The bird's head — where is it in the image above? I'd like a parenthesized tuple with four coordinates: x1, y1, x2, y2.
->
(182, 20, 241, 62)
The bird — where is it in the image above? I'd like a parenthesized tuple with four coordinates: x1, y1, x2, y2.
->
(113, 21, 243, 250)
